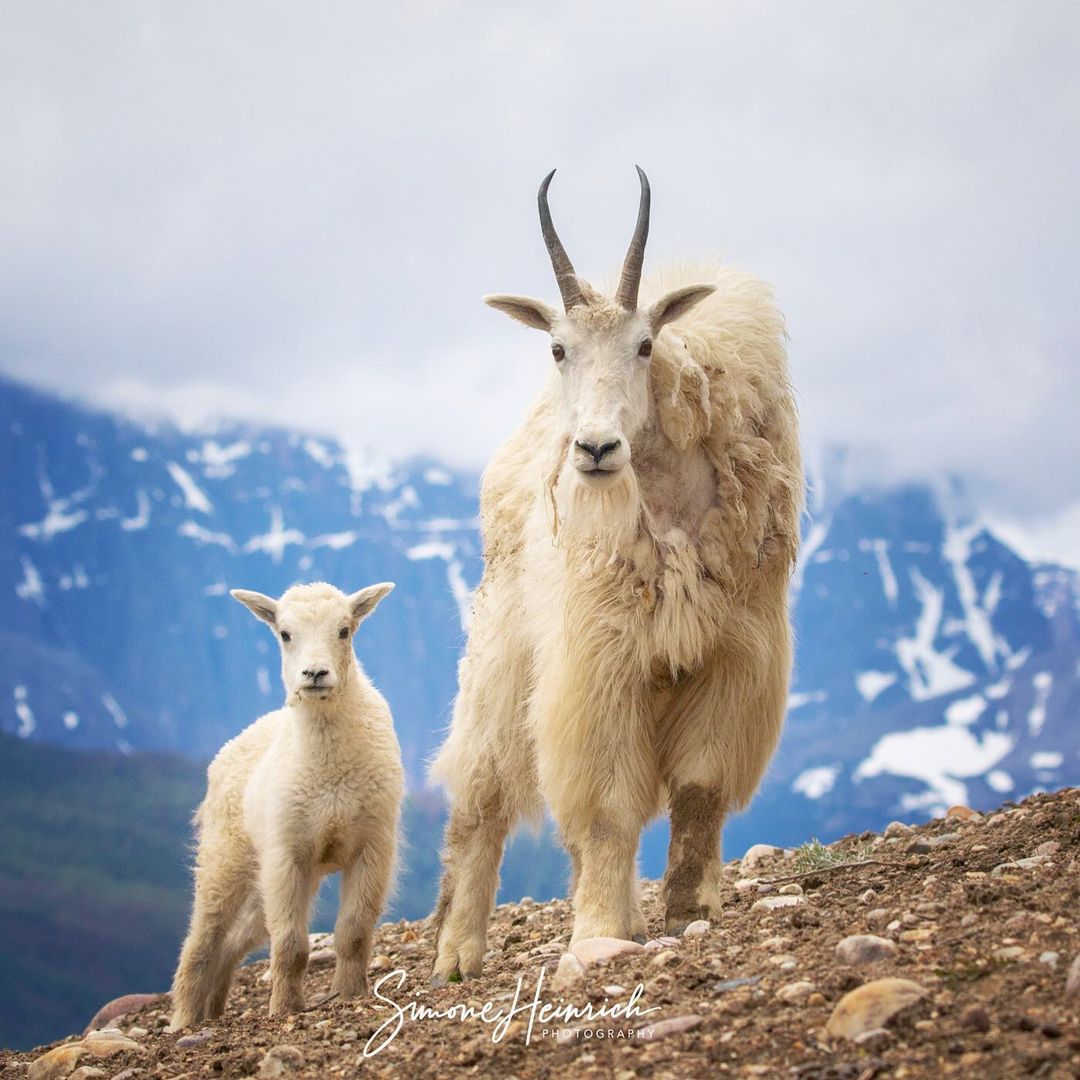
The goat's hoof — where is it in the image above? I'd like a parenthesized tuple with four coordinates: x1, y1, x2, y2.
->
(632, 933, 647, 945)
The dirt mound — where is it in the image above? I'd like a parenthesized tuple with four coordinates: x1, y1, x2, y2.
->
(3, 787, 1079, 1078)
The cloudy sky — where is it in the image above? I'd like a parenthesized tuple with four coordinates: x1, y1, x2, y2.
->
(2, 2, 1078, 559)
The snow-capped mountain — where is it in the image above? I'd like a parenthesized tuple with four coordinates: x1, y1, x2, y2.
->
(2, 374, 1078, 845)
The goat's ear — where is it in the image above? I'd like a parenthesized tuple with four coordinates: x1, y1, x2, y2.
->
(349, 581, 395, 624)
(484, 294, 558, 332)
(231, 589, 278, 626)
(647, 285, 716, 333)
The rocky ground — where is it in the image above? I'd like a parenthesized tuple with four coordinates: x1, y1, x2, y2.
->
(3, 787, 1079, 1079)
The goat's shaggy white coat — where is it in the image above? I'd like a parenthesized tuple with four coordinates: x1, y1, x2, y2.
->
(430, 261, 802, 982)
(169, 581, 402, 1027)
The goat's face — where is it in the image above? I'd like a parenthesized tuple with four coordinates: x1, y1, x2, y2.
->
(231, 581, 394, 705)
(486, 168, 714, 496)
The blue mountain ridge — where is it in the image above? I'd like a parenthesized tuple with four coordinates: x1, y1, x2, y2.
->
(3, 373, 1078, 854)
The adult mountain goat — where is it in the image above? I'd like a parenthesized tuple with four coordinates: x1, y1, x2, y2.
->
(430, 168, 802, 983)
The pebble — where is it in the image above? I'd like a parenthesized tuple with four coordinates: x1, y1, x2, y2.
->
(927, 832, 959, 847)
(867, 908, 892, 929)
(1039, 951, 1060, 969)
(779, 883, 804, 896)
(836, 934, 898, 966)
(899, 928, 934, 943)
(369, 954, 393, 971)
(961, 1005, 992, 1032)
(1065, 954, 1080, 996)
(650, 950, 680, 968)
(682, 919, 710, 936)
(553, 952, 586, 988)
(776, 980, 815, 1004)
(993, 945, 1026, 961)
(853, 1027, 891, 1049)
(638, 1014, 703, 1041)
(991, 856, 1048, 877)
(742, 844, 779, 868)
(884, 821, 912, 838)
(906, 839, 933, 855)
(176, 1028, 215, 1048)
(734, 878, 761, 893)
(768, 953, 798, 967)
(83, 993, 163, 1035)
(1036, 840, 1061, 857)
(947, 805, 981, 821)
(713, 976, 761, 993)
(825, 978, 927, 1040)
(259, 1044, 305, 1078)
(571, 937, 645, 966)
(750, 895, 806, 913)
(603, 984, 627, 996)
(308, 947, 336, 968)
(860, 889, 878, 904)
(960, 913, 979, 928)
(807, 992, 827, 1007)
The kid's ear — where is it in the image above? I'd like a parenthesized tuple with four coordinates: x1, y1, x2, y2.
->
(484, 294, 558, 332)
(647, 284, 716, 333)
(349, 581, 395, 624)
(230, 589, 278, 626)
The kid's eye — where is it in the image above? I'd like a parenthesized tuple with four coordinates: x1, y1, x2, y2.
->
(339, 627, 349, 639)
(551, 343, 565, 362)
(280, 630, 291, 642)
(639, 338, 653, 358)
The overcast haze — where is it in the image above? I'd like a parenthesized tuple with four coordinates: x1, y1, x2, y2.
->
(2, 2, 1078, 559)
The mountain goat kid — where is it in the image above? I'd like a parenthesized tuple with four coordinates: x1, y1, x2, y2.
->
(430, 168, 802, 982)
(169, 581, 402, 1029)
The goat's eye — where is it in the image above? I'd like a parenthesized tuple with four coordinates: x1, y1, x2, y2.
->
(551, 343, 565, 362)
(639, 338, 653, 358)
(280, 630, 291, 643)
(339, 627, 349, 639)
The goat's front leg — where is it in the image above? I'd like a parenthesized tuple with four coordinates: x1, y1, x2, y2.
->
(560, 816, 643, 943)
(663, 783, 726, 934)
(261, 853, 317, 1017)
(333, 838, 395, 998)
(431, 796, 510, 985)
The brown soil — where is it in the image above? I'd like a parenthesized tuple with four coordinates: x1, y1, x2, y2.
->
(3, 787, 1079, 1079)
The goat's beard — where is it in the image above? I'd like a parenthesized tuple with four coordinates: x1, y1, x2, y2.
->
(547, 448, 642, 550)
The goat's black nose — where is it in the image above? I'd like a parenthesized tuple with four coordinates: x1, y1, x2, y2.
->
(575, 439, 622, 464)
(302, 668, 329, 681)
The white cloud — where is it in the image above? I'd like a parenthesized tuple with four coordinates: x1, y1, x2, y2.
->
(0, 1, 1078, 527)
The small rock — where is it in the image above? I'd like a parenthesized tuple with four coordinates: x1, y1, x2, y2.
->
(776, 981, 815, 1004)
(750, 895, 806, 913)
(768, 953, 798, 967)
(985, 813, 1006, 826)
(825, 978, 927, 1040)
(519, 896, 534, 907)
(369, 954, 393, 971)
(899, 928, 934, 943)
(639, 1015, 702, 1041)
(70, 1070, 105, 1080)
(760, 935, 790, 949)
(884, 821, 911, 838)
(947, 805, 980, 821)
(570, 937, 644, 966)
(742, 844, 779, 868)
(906, 839, 932, 855)
(176, 1027, 214, 1048)
(991, 856, 1048, 877)
(960, 913, 978, 928)
(993, 945, 1026, 961)
(1064, 954, 1080, 996)
(961, 1005, 992, 1032)
(553, 952, 586, 988)
(83, 993, 164, 1035)
(734, 878, 761, 893)
(259, 1045, 305, 1078)
(779, 883, 803, 896)
(308, 947, 336, 968)
(650, 949, 680, 968)
(853, 1027, 891, 1049)
(927, 832, 959, 847)
(602, 984, 627, 996)
(860, 889, 877, 904)
(756, 883, 776, 895)
(866, 908, 892, 929)
(713, 976, 762, 993)
(1039, 951, 1060, 969)
(807, 992, 827, 1007)
(836, 934, 897, 966)
(1035, 840, 1060, 857)
(682, 919, 710, 936)
(29, 1044, 86, 1080)
(125, 1026, 148, 1038)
